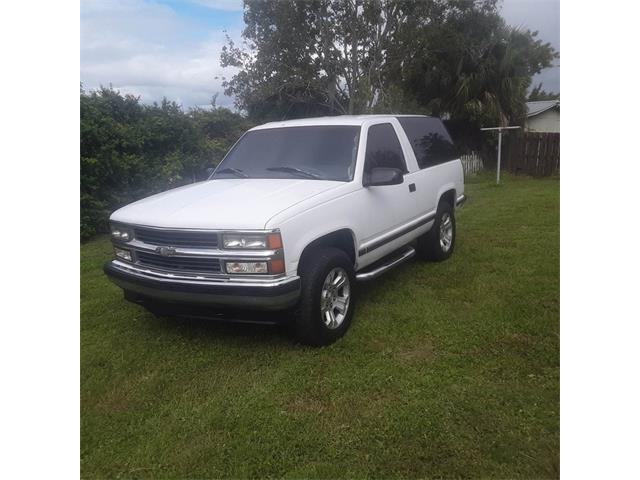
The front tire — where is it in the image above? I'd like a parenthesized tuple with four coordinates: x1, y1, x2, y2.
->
(416, 201, 456, 261)
(292, 248, 356, 346)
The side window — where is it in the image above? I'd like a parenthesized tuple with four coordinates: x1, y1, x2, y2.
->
(364, 123, 407, 173)
(397, 117, 458, 169)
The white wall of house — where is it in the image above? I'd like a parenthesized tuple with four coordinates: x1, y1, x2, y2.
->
(526, 108, 560, 133)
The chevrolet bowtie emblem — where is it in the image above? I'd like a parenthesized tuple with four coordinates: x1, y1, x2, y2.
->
(156, 246, 177, 256)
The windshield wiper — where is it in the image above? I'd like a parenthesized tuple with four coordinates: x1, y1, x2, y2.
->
(266, 166, 324, 179)
(214, 167, 248, 178)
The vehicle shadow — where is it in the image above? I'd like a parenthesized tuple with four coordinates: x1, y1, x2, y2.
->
(132, 249, 473, 348)
(142, 305, 300, 347)
(136, 259, 430, 348)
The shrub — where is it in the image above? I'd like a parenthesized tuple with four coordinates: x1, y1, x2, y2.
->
(80, 87, 250, 240)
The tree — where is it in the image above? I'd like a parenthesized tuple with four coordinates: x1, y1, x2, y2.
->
(221, 0, 422, 120)
(221, 0, 558, 127)
(391, 1, 557, 125)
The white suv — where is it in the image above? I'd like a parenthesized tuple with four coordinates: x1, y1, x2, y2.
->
(104, 115, 466, 345)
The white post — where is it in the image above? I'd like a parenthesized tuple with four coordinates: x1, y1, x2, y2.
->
(480, 126, 520, 185)
(497, 130, 502, 185)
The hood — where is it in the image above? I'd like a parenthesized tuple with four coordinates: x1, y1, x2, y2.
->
(110, 178, 342, 229)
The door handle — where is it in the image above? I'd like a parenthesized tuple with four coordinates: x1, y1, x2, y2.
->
(408, 183, 416, 192)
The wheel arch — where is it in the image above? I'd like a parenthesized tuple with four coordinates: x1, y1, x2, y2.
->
(298, 229, 357, 272)
(438, 187, 457, 209)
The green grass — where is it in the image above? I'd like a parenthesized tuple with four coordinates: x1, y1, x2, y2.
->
(81, 173, 559, 479)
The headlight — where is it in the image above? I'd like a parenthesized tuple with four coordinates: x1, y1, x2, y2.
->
(111, 224, 133, 242)
(225, 261, 268, 274)
(223, 234, 267, 249)
(222, 232, 282, 249)
(114, 247, 132, 262)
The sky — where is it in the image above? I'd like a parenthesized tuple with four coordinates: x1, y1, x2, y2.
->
(80, 0, 560, 110)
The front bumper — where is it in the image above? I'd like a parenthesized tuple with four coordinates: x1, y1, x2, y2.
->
(104, 260, 301, 310)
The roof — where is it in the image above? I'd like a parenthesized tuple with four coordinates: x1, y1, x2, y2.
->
(250, 114, 431, 131)
(526, 100, 560, 117)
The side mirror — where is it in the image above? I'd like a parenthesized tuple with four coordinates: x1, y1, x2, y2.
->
(364, 167, 404, 187)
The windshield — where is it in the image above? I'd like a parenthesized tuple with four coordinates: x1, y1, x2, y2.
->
(212, 125, 361, 182)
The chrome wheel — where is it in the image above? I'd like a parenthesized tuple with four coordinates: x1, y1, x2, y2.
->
(320, 267, 351, 330)
(439, 212, 453, 252)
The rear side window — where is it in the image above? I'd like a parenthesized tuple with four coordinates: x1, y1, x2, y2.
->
(398, 117, 458, 169)
(364, 123, 407, 173)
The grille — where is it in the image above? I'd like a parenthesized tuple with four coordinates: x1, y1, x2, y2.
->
(136, 251, 222, 273)
(134, 227, 219, 249)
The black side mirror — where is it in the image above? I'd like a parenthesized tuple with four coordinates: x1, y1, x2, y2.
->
(364, 167, 404, 187)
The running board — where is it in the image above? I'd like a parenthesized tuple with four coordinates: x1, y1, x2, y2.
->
(355, 247, 416, 282)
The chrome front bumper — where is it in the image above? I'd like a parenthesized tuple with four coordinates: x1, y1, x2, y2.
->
(104, 260, 301, 310)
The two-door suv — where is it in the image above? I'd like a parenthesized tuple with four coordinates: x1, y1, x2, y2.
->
(105, 115, 465, 345)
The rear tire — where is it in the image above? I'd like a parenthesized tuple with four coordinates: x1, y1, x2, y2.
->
(292, 248, 356, 346)
(416, 201, 456, 261)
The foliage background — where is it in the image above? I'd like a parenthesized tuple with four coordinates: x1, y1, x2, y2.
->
(80, 87, 251, 239)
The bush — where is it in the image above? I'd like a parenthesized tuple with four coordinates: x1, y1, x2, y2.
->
(80, 87, 251, 240)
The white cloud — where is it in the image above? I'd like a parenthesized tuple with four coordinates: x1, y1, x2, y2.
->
(190, 0, 244, 11)
(80, 0, 241, 108)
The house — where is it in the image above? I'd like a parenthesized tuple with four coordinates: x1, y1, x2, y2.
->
(525, 100, 560, 133)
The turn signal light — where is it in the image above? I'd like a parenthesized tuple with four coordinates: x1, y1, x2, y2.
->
(267, 233, 283, 249)
(269, 259, 285, 274)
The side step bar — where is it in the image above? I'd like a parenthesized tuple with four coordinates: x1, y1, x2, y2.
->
(356, 247, 416, 282)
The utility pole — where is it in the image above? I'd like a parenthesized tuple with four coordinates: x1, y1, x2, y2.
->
(480, 126, 521, 184)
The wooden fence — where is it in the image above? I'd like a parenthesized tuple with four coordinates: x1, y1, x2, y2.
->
(460, 151, 484, 177)
(502, 132, 560, 177)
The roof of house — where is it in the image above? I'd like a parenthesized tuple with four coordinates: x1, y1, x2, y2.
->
(526, 100, 560, 117)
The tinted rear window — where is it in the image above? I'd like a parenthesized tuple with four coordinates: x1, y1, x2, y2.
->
(397, 117, 458, 169)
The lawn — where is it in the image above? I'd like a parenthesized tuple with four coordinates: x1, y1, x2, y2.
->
(81, 173, 559, 479)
